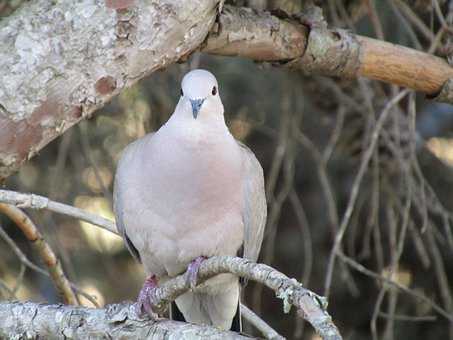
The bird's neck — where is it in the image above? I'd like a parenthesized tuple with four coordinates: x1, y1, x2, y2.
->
(161, 109, 233, 148)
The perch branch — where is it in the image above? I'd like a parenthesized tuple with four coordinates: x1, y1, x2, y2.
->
(0, 189, 281, 336)
(0, 301, 250, 340)
(148, 256, 340, 340)
(0, 189, 340, 339)
(0, 203, 77, 305)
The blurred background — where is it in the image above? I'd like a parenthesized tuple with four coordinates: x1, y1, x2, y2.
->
(2, 0, 453, 339)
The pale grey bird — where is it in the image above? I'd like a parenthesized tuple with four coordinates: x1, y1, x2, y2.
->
(113, 69, 267, 331)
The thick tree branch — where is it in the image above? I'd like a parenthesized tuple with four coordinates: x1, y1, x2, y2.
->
(1, 2, 452, 180)
(204, 6, 453, 96)
(0, 0, 220, 180)
(0, 301, 250, 339)
(1, 3, 453, 180)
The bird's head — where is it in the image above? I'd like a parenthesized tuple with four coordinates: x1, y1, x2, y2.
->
(179, 69, 223, 120)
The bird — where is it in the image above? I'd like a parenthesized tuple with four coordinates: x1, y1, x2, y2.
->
(113, 69, 267, 331)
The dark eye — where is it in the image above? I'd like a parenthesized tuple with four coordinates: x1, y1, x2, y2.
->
(180, 88, 184, 96)
(212, 86, 217, 96)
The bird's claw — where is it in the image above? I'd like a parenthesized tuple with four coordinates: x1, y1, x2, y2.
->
(135, 275, 159, 318)
(186, 256, 207, 289)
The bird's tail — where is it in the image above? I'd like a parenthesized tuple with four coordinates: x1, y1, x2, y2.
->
(171, 279, 241, 331)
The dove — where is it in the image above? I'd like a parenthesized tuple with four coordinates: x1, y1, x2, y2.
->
(113, 69, 267, 331)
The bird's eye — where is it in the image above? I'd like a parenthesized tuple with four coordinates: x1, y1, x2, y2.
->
(180, 88, 184, 96)
(212, 86, 217, 96)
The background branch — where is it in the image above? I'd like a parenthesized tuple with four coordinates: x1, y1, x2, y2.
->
(0, 203, 77, 305)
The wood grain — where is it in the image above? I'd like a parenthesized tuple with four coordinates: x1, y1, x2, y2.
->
(357, 36, 453, 95)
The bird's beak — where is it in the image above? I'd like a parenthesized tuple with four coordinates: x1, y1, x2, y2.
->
(190, 98, 205, 119)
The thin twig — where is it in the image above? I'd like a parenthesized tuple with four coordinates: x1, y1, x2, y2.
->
(0, 203, 77, 305)
(339, 252, 453, 322)
(378, 312, 437, 322)
(324, 89, 410, 297)
(0, 190, 117, 234)
(0, 224, 99, 307)
(241, 304, 285, 340)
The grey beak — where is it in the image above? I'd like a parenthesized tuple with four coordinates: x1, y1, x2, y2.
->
(190, 99, 205, 119)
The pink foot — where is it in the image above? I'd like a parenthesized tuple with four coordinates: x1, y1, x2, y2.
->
(136, 275, 159, 317)
(186, 256, 207, 289)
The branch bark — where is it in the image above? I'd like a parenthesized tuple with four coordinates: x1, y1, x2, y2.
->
(0, 0, 220, 180)
(0, 189, 117, 234)
(149, 255, 341, 340)
(0, 203, 77, 305)
(1, 3, 453, 180)
(0, 301, 250, 339)
(204, 6, 453, 95)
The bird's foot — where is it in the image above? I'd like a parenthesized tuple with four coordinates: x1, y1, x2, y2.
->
(136, 274, 159, 318)
(186, 256, 207, 289)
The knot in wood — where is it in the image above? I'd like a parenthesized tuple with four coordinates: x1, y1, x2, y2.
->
(287, 27, 360, 78)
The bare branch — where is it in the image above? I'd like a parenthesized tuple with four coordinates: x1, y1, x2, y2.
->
(0, 189, 338, 338)
(148, 256, 341, 340)
(0, 189, 117, 234)
(0, 223, 100, 307)
(0, 301, 250, 340)
(205, 6, 453, 96)
(0, 203, 77, 305)
(241, 304, 285, 340)
(339, 252, 453, 323)
(324, 89, 410, 297)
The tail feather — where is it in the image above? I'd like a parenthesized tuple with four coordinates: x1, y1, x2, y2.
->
(173, 280, 240, 331)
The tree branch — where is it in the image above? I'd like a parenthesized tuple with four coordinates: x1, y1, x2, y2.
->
(0, 0, 220, 180)
(204, 6, 453, 96)
(149, 255, 341, 340)
(1, 2, 452, 180)
(0, 301, 250, 339)
(0, 189, 117, 234)
(0, 203, 77, 305)
(0, 189, 340, 339)
(241, 304, 285, 340)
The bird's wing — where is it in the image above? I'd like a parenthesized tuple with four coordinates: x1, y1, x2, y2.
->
(113, 135, 154, 263)
(238, 141, 267, 262)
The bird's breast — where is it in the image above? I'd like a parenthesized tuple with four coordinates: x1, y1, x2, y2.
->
(142, 134, 243, 231)
(122, 130, 246, 277)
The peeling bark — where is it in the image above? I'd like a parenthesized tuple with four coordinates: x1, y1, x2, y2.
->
(0, 301, 250, 339)
(0, 0, 220, 179)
